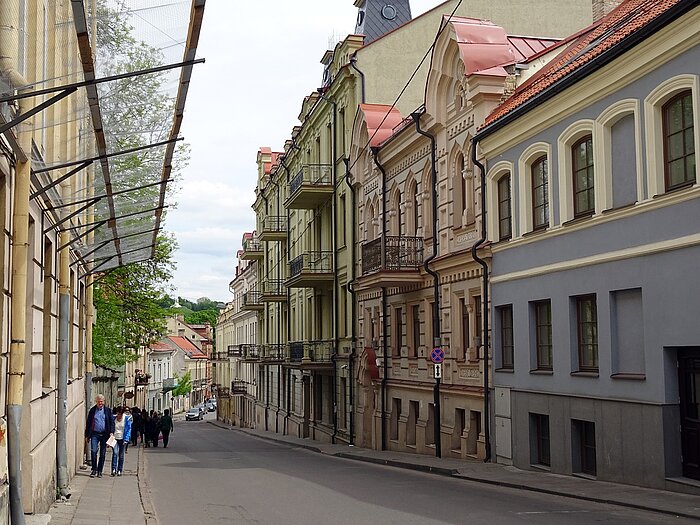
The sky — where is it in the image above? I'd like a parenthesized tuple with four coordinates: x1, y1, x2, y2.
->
(170, 1, 451, 303)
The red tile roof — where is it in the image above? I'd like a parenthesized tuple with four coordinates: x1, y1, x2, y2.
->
(168, 336, 207, 358)
(358, 104, 405, 147)
(483, 0, 684, 127)
(150, 341, 173, 353)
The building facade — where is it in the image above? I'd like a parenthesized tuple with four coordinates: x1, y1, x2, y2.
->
(478, 0, 700, 492)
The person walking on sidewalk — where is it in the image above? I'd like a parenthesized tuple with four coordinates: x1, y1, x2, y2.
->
(111, 407, 132, 476)
(160, 409, 174, 448)
(85, 394, 114, 478)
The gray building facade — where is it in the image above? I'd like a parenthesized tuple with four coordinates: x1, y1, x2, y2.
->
(479, 2, 700, 493)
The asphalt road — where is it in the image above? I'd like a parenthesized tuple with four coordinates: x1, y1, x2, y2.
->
(144, 414, 695, 525)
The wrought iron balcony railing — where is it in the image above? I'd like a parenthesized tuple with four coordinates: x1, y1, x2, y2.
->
(361, 235, 424, 274)
(217, 386, 231, 398)
(243, 237, 262, 252)
(239, 344, 260, 359)
(231, 380, 247, 395)
(262, 279, 287, 299)
(242, 290, 264, 309)
(260, 216, 287, 237)
(261, 344, 285, 361)
(227, 345, 242, 357)
(287, 341, 334, 363)
(289, 251, 333, 278)
(289, 164, 332, 195)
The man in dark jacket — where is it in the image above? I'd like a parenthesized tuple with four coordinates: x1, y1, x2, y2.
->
(85, 394, 114, 478)
(159, 409, 174, 448)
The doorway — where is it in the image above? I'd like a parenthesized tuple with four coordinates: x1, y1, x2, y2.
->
(679, 349, 700, 480)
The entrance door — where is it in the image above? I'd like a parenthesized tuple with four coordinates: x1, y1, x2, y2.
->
(679, 350, 700, 480)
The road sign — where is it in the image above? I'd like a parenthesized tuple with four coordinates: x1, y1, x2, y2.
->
(433, 363, 442, 379)
(430, 347, 445, 364)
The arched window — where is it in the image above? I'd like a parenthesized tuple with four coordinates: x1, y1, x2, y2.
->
(663, 90, 695, 190)
(572, 135, 595, 218)
(497, 174, 512, 241)
(456, 152, 466, 216)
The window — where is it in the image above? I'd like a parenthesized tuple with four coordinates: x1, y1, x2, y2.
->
(407, 401, 418, 446)
(663, 90, 695, 190)
(393, 307, 403, 357)
(530, 413, 550, 466)
(573, 419, 596, 476)
(474, 295, 482, 349)
(413, 181, 420, 234)
(498, 305, 514, 370)
(460, 298, 470, 361)
(534, 300, 552, 370)
(497, 174, 512, 240)
(456, 153, 466, 216)
(339, 194, 346, 246)
(411, 305, 420, 358)
(452, 408, 466, 452)
(531, 156, 549, 230)
(390, 398, 401, 441)
(576, 295, 598, 371)
(572, 136, 595, 217)
(426, 403, 436, 445)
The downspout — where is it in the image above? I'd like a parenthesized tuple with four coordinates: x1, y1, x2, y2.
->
(349, 54, 365, 106)
(280, 154, 294, 433)
(7, 103, 31, 525)
(470, 137, 491, 462)
(261, 191, 270, 432)
(2, 9, 31, 524)
(56, 228, 71, 495)
(371, 146, 388, 452)
(318, 89, 338, 444)
(343, 158, 356, 445)
(411, 111, 442, 458)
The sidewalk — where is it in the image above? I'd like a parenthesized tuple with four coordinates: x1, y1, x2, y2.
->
(37, 444, 155, 525)
(209, 420, 700, 521)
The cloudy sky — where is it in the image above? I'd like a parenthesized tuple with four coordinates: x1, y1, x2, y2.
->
(170, 1, 450, 302)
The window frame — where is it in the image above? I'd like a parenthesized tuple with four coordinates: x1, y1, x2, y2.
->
(663, 90, 695, 191)
(576, 294, 599, 372)
(498, 305, 514, 370)
(497, 173, 512, 241)
(572, 135, 595, 218)
(531, 155, 549, 231)
(534, 300, 553, 371)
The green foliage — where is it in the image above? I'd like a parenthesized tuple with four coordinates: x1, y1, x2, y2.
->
(184, 309, 218, 327)
(93, 235, 177, 368)
(171, 371, 192, 397)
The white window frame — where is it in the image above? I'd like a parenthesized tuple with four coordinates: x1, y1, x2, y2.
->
(486, 161, 515, 242)
(518, 142, 553, 232)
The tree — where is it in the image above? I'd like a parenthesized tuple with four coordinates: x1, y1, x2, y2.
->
(171, 371, 192, 397)
(93, 234, 177, 367)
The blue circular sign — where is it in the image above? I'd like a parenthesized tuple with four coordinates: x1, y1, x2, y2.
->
(430, 347, 445, 364)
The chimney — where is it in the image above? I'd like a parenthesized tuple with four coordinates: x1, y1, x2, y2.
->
(592, 0, 624, 21)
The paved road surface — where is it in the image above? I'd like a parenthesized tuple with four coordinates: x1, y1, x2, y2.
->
(145, 414, 695, 525)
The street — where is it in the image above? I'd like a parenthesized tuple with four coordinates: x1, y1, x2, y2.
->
(143, 415, 695, 525)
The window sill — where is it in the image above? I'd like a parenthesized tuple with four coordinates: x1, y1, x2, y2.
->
(570, 371, 599, 378)
(610, 373, 646, 381)
(529, 369, 553, 375)
(563, 213, 594, 227)
(572, 472, 597, 481)
(522, 227, 549, 238)
(406, 444, 416, 450)
(530, 463, 551, 472)
(495, 368, 514, 373)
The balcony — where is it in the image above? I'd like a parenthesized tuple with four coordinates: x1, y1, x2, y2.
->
(285, 251, 334, 289)
(285, 164, 333, 209)
(259, 216, 287, 242)
(231, 380, 247, 395)
(261, 279, 287, 302)
(260, 344, 286, 362)
(240, 344, 261, 361)
(242, 290, 264, 311)
(217, 386, 231, 398)
(285, 340, 334, 369)
(241, 237, 263, 260)
(358, 235, 424, 289)
(227, 345, 242, 357)
(212, 351, 228, 361)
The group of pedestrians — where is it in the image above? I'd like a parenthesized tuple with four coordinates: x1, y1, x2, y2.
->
(85, 394, 174, 479)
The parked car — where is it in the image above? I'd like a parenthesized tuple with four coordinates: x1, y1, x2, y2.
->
(185, 408, 203, 421)
(205, 401, 216, 412)
(195, 404, 207, 416)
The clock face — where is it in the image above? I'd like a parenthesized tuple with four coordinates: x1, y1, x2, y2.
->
(381, 4, 397, 20)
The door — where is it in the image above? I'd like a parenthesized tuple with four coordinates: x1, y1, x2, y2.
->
(679, 350, 700, 480)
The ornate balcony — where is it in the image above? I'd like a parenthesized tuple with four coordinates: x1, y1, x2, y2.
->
(240, 344, 260, 361)
(285, 164, 333, 209)
(211, 351, 228, 361)
(231, 380, 247, 395)
(285, 340, 334, 369)
(227, 345, 242, 357)
(242, 290, 264, 311)
(260, 344, 286, 362)
(259, 216, 287, 242)
(358, 235, 424, 289)
(261, 279, 287, 302)
(241, 237, 263, 260)
(286, 251, 334, 289)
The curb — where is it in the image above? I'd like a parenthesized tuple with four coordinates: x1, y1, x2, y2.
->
(136, 446, 159, 525)
(223, 424, 700, 522)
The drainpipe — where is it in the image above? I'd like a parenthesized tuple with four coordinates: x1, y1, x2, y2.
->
(371, 146, 388, 451)
(470, 137, 491, 462)
(411, 111, 442, 458)
(318, 89, 338, 443)
(280, 154, 294, 433)
(349, 54, 365, 104)
(343, 158, 356, 445)
(56, 228, 71, 495)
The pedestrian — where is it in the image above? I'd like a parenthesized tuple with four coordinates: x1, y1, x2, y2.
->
(130, 407, 141, 446)
(111, 407, 132, 476)
(160, 409, 174, 448)
(85, 394, 114, 478)
(145, 411, 158, 447)
(142, 411, 152, 448)
(152, 411, 161, 447)
(123, 406, 132, 454)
